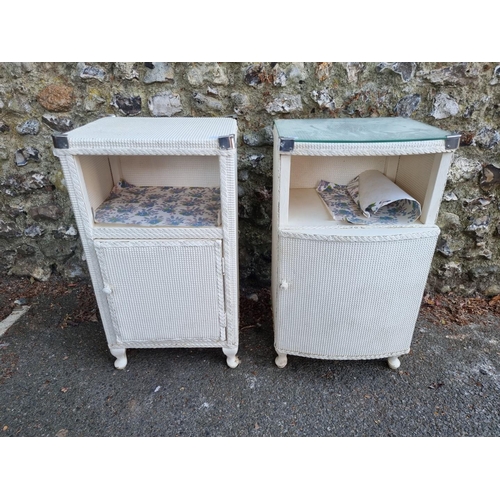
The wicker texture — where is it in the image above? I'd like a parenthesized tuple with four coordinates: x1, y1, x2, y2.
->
(280, 227, 439, 242)
(290, 139, 448, 156)
(95, 239, 225, 344)
(54, 117, 239, 366)
(275, 231, 438, 359)
(59, 155, 119, 346)
(219, 151, 239, 345)
(272, 119, 455, 366)
(91, 226, 223, 240)
(58, 116, 237, 151)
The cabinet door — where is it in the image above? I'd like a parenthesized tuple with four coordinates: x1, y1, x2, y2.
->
(275, 233, 438, 358)
(94, 239, 226, 344)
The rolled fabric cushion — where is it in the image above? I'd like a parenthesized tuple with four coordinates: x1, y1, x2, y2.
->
(316, 171, 421, 225)
(346, 170, 421, 223)
(316, 179, 360, 221)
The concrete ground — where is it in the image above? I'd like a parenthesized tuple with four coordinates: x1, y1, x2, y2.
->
(0, 277, 499, 437)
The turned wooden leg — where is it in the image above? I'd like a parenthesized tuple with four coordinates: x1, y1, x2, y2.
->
(110, 348, 127, 369)
(387, 356, 400, 370)
(222, 347, 240, 368)
(275, 351, 288, 368)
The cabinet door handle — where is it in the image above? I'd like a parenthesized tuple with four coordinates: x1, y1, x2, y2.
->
(280, 280, 289, 290)
(102, 285, 112, 295)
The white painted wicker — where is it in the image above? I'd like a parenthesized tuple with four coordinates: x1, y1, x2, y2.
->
(94, 239, 226, 345)
(272, 118, 458, 369)
(275, 228, 438, 360)
(54, 117, 239, 369)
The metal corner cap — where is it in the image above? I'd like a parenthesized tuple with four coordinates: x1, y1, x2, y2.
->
(445, 134, 461, 150)
(280, 138, 295, 152)
(218, 134, 235, 150)
(52, 134, 69, 149)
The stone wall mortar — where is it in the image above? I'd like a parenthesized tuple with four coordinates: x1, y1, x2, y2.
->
(0, 62, 499, 295)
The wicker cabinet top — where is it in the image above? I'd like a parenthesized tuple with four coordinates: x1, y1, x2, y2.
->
(53, 117, 237, 153)
(275, 117, 460, 155)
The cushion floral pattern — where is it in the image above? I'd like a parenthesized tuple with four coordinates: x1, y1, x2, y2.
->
(94, 180, 221, 227)
(316, 180, 360, 221)
(317, 171, 421, 225)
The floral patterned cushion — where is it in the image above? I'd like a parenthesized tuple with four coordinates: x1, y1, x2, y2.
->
(317, 171, 421, 225)
(316, 180, 360, 222)
(94, 180, 220, 227)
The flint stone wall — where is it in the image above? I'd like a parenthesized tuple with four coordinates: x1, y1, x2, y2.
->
(1, 62, 499, 295)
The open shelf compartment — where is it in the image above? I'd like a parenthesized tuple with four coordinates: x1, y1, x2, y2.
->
(79, 154, 222, 229)
(279, 152, 448, 229)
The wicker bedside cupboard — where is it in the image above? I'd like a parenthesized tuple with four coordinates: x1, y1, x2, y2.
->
(53, 117, 239, 370)
(272, 117, 460, 369)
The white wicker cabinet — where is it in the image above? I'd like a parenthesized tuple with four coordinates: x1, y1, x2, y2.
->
(272, 117, 460, 369)
(53, 117, 239, 369)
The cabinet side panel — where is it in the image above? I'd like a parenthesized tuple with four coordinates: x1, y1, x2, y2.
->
(119, 156, 220, 187)
(290, 156, 386, 188)
(271, 127, 281, 324)
(219, 149, 239, 348)
(58, 155, 118, 346)
(395, 154, 436, 207)
(275, 232, 438, 359)
(419, 152, 453, 225)
(79, 156, 114, 212)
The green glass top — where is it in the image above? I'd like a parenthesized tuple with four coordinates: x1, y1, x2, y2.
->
(274, 117, 451, 143)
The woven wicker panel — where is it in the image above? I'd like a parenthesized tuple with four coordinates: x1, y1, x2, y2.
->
(395, 154, 436, 207)
(291, 139, 447, 156)
(65, 117, 237, 150)
(218, 152, 239, 346)
(117, 155, 220, 187)
(95, 239, 225, 344)
(275, 231, 438, 359)
(91, 226, 223, 240)
(290, 156, 386, 188)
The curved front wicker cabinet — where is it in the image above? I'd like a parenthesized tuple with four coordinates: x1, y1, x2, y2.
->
(272, 117, 460, 370)
(53, 117, 239, 369)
